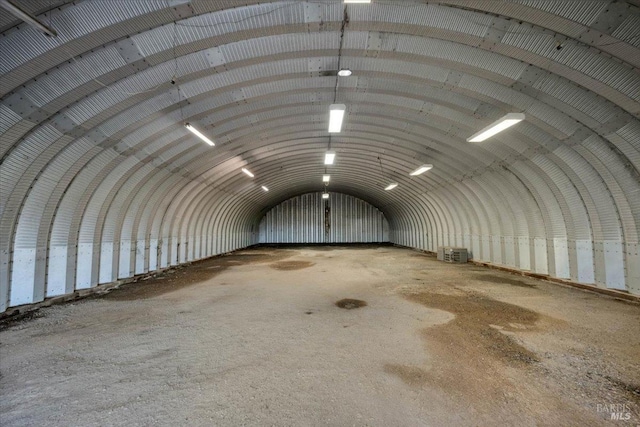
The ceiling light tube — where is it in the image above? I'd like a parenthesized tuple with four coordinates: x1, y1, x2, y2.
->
(185, 123, 215, 146)
(410, 164, 433, 176)
(324, 151, 336, 165)
(261, 186, 269, 192)
(241, 168, 254, 178)
(466, 113, 525, 142)
(322, 175, 331, 183)
(385, 183, 398, 191)
(322, 193, 330, 199)
(337, 69, 352, 77)
(344, 0, 371, 3)
(328, 104, 346, 133)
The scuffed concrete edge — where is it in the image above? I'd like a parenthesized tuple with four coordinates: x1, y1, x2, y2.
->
(398, 245, 640, 305)
(0, 266, 176, 322)
(0, 245, 260, 322)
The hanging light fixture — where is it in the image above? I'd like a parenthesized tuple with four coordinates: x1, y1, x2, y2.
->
(185, 123, 215, 146)
(322, 193, 330, 199)
(241, 168, 254, 178)
(322, 175, 331, 183)
(466, 113, 525, 142)
(324, 151, 336, 165)
(328, 104, 346, 133)
(261, 186, 269, 192)
(337, 69, 352, 77)
(385, 183, 398, 191)
(410, 164, 433, 176)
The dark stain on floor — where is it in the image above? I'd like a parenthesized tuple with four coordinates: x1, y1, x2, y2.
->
(0, 310, 45, 332)
(270, 261, 314, 271)
(101, 250, 294, 301)
(474, 274, 537, 289)
(404, 291, 540, 365)
(410, 253, 435, 258)
(335, 299, 367, 309)
(384, 364, 429, 386)
(384, 289, 552, 407)
(605, 376, 640, 402)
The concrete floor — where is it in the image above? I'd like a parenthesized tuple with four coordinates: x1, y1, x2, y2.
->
(1, 245, 639, 426)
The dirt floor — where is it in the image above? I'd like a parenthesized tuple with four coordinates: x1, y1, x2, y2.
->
(1, 245, 639, 426)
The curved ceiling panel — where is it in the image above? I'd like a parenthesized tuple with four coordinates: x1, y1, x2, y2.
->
(1, 0, 639, 312)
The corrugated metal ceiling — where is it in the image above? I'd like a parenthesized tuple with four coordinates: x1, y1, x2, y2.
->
(0, 0, 639, 312)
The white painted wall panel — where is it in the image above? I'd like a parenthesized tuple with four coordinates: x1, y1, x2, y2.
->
(46, 246, 68, 297)
(518, 237, 531, 271)
(552, 237, 570, 279)
(626, 243, 640, 294)
(491, 235, 502, 264)
(603, 241, 626, 290)
(76, 243, 93, 289)
(503, 236, 516, 267)
(534, 238, 548, 274)
(575, 239, 595, 284)
(135, 239, 147, 275)
(160, 239, 169, 269)
(148, 239, 159, 272)
(10, 249, 36, 306)
(119, 240, 132, 279)
(99, 242, 114, 284)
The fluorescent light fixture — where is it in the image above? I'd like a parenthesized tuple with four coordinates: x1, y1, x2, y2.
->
(337, 69, 352, 77)
(185, 123, 215, 146)
(261, 186, 269, 192)
(324, 151, 336, 165)
(466, 113, 525, 142)
(410, 164, 433, 176)
(241, 168, 254, 178)
(344, 0, 371, 3)
(328, 104, 346, 133)
(322, 193, 330, 199)
(322, 175, 331, 183)
(385, 183, 398, 191)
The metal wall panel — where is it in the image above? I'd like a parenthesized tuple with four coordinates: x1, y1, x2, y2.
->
(9, 248, 36, 306)
(603, 241, 626, 290)
(515, 0, 608, 26)
(626, 243, 640, 294)
(552, 237, 570, 279)
(502, 24, 639, 102)
(75, 243, 93, 289)
(46, 245, 68, 297)
(260, 192, 389, 244)
(22, 48, 127, 108)
(517, 237, 531, 270)
(609, 122, 640, 172)
(395, 34, 528, 81)
(350, 2, 493, 37)
(99, 242, 113, 284)
(575, 239, 596, 284)
(533, 74, 616, 125)
(534, 238, 549, 274)
(580, 136, 639, 245)
(612, 15, 640, 49)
